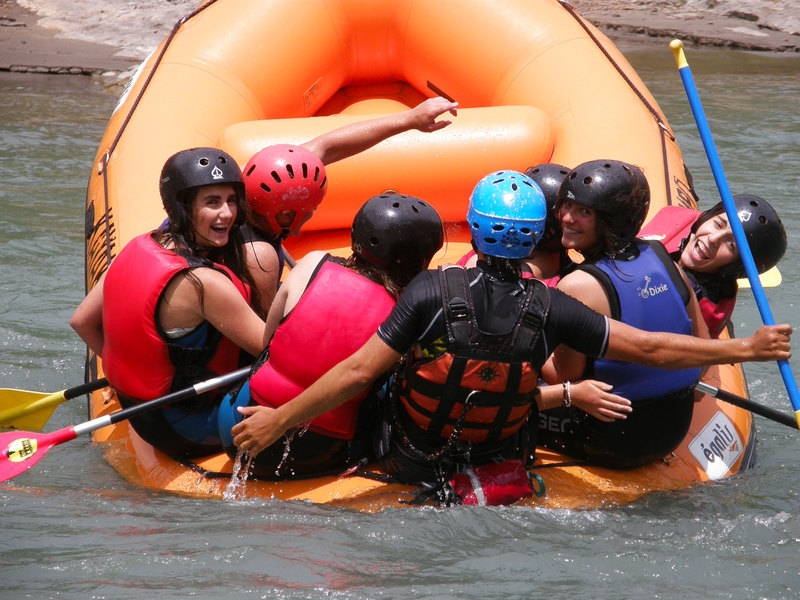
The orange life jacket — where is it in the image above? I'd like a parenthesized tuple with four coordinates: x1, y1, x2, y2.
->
(398, 266, 549, 444)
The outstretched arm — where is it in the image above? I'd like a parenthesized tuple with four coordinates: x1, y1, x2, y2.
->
(232, 333, 402, 456)
(303, 96, 458, 165)
(605, 320, 792, 368)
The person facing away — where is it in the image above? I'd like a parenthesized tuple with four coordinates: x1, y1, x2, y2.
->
(70, 147, 268, 458)
(458, 162, 633, 437)
(238, 96, 458, 317)
(537, 159, 715, 468)
(456, 162, 571, 286)
(229, 169, 792, 500)
(217, 193, 445, 479)
(640, 194, 787, 338)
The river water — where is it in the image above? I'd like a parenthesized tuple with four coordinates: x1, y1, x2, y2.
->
(1, 44, 799, 599)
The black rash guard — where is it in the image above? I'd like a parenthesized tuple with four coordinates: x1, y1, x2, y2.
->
(377, 265, 610, 370)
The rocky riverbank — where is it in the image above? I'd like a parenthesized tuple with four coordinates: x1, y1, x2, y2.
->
(1, 0, 798, 79)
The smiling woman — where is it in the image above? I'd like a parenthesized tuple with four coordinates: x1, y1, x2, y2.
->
(69, 147, 267, 458)
(189, 184, 241, 249)
(538, 159, 708, 469)
(640, 195, 787, 338)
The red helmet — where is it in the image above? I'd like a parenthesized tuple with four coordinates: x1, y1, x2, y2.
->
(242, 144, 328, 237)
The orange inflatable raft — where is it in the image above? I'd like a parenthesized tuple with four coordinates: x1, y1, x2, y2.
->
(83, 0, 753, 510)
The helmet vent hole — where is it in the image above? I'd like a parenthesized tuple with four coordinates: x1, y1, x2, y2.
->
(368, 236, 380, 247)
(759, 215, 767, 224)
(301, 163, 309, 178)
(492, 224, 504, 232)
(286, 164, 295, 179)
(271, 170, 281, 184)
(511, 182, 518, 191)
(412, 205, 420, 214)
(392, 201, 401, 209)
(199, 158, 209, 166)
(245, 164, 256, 176)
(583, 176, 592, 185)
(260, 183, 272, 193)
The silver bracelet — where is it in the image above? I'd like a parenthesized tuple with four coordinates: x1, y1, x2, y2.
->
(562, 381, 572, 408)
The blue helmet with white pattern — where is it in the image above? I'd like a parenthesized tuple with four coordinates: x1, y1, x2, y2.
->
(466, 170, 546, 259)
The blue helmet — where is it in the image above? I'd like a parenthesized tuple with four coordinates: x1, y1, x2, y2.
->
(466, 170, 546, 259)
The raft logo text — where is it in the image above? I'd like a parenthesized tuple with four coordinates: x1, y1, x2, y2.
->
(688, 412, 743, 480)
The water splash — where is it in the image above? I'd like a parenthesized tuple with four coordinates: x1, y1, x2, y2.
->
(274, 425, 310, 478)
(223, 451, 254, 502)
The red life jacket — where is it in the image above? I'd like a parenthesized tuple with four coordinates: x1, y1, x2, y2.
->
(690, 274, 737, 337)
(399, 266, 549, 444)
(249, 257, 396, 439)
(638, 205, 700, 253)
(102, 233, 249, 401)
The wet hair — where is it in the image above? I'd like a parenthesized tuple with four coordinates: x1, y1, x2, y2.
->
(343, 254, 405, 298)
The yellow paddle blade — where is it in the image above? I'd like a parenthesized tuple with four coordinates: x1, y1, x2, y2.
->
(0, 389, 68, 431)
(738, 266, 781, 289)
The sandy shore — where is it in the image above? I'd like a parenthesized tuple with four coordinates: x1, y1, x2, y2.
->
(1, 0, 798, 79)
(0, 0, 139, 76)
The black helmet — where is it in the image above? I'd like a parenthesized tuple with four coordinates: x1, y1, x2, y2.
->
(524, 163, 569, 251)
(351, 193, 444, 287)
(557, 159, 650, 252)
(159, 147, 247, 235)
(693, 194, 787, 278)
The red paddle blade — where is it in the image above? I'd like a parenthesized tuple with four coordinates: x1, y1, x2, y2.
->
(0, 427, 76, 483)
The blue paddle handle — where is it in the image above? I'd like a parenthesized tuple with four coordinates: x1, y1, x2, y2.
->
(672, 40, 800, 421)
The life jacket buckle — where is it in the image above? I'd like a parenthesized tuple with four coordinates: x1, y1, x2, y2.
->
(521, 308, 543, 329)
(448, 296, 469, 320)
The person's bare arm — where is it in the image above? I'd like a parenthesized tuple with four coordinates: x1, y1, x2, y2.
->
(541, 269, 607, 383)
(192, 268, 267, 357)
(303, 96, 458, 165)
(605, 320, 792, 367)
(70, 271, 106, 357)
(537, 380, 632, 422)
(232, 334, 401, 455)
(677, 263, 711, 339)
(243, 240, 280, 319)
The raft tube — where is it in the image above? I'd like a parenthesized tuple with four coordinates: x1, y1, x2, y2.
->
(85, 0, 753, 510)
